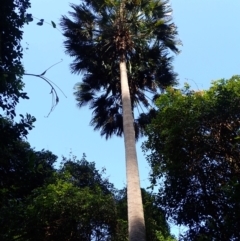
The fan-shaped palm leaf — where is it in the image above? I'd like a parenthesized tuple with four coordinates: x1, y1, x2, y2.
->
(61, 0, 179, 240)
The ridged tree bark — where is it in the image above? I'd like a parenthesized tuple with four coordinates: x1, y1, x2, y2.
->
(120, 60, 146, 241)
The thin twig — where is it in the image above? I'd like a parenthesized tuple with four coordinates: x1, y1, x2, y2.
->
(24, 59, 67, 117)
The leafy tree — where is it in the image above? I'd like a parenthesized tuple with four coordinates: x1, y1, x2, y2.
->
(6, 155, 118, 241)
(22, 175, 117, 241)
(1, 1, 64, 118)
(59, 154, 114, 195)
(143, 76, 240, 240)
(60, 0, 179, 240)
(0, 121, 57, 240)
(0, 1, 46, 163)
(0, 116, 54, 203)
(2, 153, 176, 241)
(0, 0, 31, 116)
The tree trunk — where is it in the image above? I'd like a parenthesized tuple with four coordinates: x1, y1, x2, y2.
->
(119, 60, 146, 241)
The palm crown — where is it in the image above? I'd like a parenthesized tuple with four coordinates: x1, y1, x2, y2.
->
(61, 0, 179, 140)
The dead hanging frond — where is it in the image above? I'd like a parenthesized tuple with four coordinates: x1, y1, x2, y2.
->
(24, 59, 67, 117)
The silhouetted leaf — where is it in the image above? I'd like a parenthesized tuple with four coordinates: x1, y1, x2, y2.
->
(37, 19, 44, 26)
(51, 21, 56, 28)
(26, 13, 33, 22)
(37, 21, 43, 26)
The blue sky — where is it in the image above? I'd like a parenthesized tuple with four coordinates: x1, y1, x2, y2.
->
(17, 0, 240, 236)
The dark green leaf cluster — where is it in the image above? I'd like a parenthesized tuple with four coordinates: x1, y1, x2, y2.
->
(0, 149, 116, 241)
(60, 0, 179, 140)
(59, 154, 115, 195)
(143, 76, 240, 240)
(21, 176, 117, 241)
(0, 0, 31, 116)
(0, 117, 55, 204)
(1, 142, 176, 241)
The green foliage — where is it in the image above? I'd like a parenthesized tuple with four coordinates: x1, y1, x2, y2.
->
(60, 0, 179, 140)
(1, 151, 176, 241)
(0, 1, 59, 118)
(0, 134, 57, 239)
(0, 0, 31, 116)
(0, 115, 56, 241)
(0, 115, 50, 203)
(23, 176, 117, 241)
(59, 154, 115, 194)
(1, 154, 116, 241)
(143, 76, 240, 240)
(0, 1, 42, 178)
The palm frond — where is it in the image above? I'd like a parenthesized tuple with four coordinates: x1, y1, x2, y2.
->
(61, 0, 180, 140)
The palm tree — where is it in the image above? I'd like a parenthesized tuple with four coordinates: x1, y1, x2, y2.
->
(61, 0, 179, 240)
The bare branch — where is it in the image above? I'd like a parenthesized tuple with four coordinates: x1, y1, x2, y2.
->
(24, 60, 67, 117)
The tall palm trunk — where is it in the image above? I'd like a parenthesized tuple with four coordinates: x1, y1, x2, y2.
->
(119, 60, 146, 241)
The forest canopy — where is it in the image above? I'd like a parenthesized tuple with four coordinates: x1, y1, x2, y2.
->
(143, 76, 240, 240)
